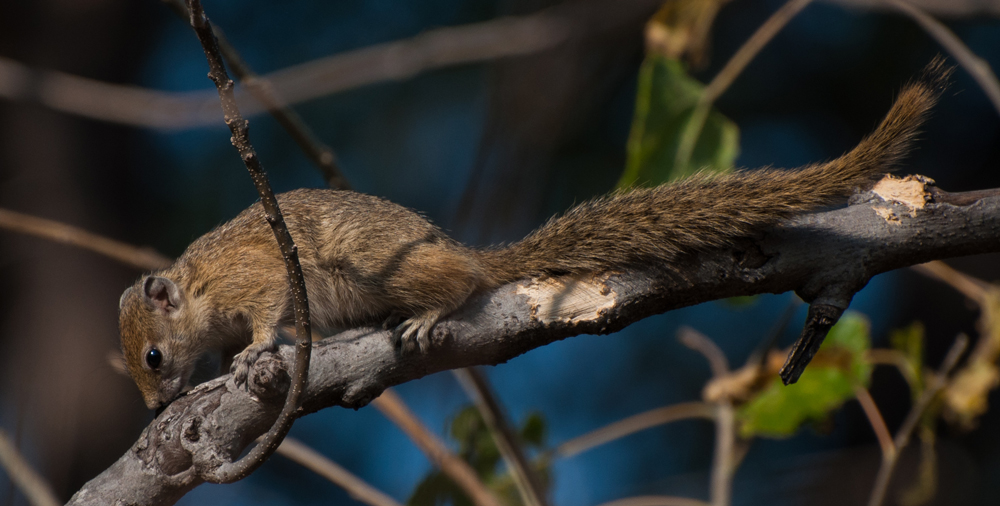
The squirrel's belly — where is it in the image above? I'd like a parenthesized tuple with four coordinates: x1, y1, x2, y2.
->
(301, 270, 394, 334)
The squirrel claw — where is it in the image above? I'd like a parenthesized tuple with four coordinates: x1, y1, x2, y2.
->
(231, 341, 278, 389)
(382, 311, 407, 331)
(391, 313, 440, 352)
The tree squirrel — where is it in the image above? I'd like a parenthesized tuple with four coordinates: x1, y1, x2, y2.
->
(119, 60, 949, 410)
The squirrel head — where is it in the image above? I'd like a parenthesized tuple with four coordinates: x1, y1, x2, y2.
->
(119, 275, 197, 410)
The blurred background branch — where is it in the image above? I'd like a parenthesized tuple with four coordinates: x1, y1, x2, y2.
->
(0, 6, 576, 130)
(887, 0, 1000, 116)
(0, 207, 172, 270)
(373, 389, 503, 506)
(454, 368, 549, 506)
(0, 430, 60, 506)
(273, 437, 404, 506)
(159, 0, 350, 188)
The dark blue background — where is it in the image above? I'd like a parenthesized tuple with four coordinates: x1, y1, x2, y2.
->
(1, 0, 999, 504)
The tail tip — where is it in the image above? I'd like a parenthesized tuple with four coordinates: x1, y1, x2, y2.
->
(917, 54, 955, 97)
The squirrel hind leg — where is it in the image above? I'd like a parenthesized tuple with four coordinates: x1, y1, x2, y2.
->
(391, 309, 446, 353)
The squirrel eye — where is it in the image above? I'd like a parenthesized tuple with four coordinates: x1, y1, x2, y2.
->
(146, 348, 163, 370)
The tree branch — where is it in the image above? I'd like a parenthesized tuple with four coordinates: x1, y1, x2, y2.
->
(68, 184, 1000, 505)
(886, 0, 1000, 117)
(185, 0, 312, 484)
(371, 390, 502, 506)
(829, 0, 1000, 16)
(0, 207, 172, 270)
(273, 437, 404, 506)
(853, 384, 896, 460)
(710, 400, 735, 506)
(0, 430, 60, 506)
(158, 0, 350, 190)
(453, 368, 548, 506)
(0, 6, 575, 130)
(867, 334, 968, 506)
(675, 0, 814, 171)
(551, 402, 717, 459)
(593, 496, 711, 506)
(678, 327, 730, 378)
(912, 260, 991, 304)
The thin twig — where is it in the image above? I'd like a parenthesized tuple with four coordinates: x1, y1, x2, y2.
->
(911, 260, 989, 304)
(867, 334, 968, 506)
(593, 496, 711, 506)
(928, 263, 1000, 428)
(159, 0, 350, 189)
(210, 10, 571, 117)
(682, 328, 739, 506)
(0, 208, 171, 271)
(186, 0, 312, 483)
(865, 349, 920, 392)
(553, 402, 717, 459)
(371, 389, 502, 506)
(853, 385, 896, 460)
(678, 327, 730, 378)
(0, 430, 60, 506)
(829, 0, 1000, 16)
(674, 0, 814, 171)
(709, 401, 735, 506)
(274, 437, 403, 506)
(453, 368, 548, 506)
(887, 0, 1000, 117)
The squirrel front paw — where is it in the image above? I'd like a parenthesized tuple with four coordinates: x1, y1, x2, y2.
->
(231, 341, 279, 388)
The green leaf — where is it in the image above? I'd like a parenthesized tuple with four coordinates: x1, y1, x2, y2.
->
(618, 55, 739, 188)
(449, 406, 481, 444)
(721, 295, 760, 308)
(737, 312, 872, 438)
(410, 406, 552, 506)
(520, 412, 547, 447)
(825, 312, 873, 384)
(890, 321, 925, 397)
(408, 472, 472, 506)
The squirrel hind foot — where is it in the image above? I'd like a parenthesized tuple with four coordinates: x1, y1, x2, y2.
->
(230, 340, 280, 388)
(390, 310, 444, 353)
(382, 310, 408, 331)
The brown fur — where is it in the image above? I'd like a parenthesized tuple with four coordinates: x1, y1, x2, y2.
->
(120, 59, 950, 409)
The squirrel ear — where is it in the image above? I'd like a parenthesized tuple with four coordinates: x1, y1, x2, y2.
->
(119, 287, 133, 310)
(142, 276, 184, 314)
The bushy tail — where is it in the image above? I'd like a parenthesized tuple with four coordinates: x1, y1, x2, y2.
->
(479, 58, 952, 284)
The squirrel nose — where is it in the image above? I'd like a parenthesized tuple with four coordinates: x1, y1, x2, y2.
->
(144, 395, 164, 411)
